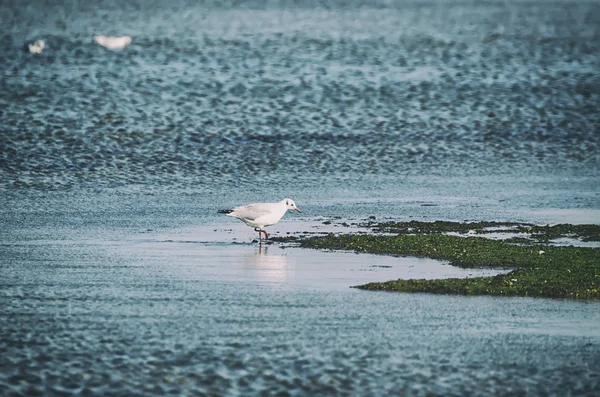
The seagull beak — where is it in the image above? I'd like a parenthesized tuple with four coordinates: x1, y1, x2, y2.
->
(295, 208, 302, 213)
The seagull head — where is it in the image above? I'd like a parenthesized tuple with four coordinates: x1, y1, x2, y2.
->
(283, 198, 301, 213)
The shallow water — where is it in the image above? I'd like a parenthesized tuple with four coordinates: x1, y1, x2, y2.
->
(2, 193, 600, 396)
(2, 220, 600, 396)
(2, 0, 600, 395)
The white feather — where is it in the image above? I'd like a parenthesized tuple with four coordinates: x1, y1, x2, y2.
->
(28, 40, 45, 54)
(94, 35, 132, 50)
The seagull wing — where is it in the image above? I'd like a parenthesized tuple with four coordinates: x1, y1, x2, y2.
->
(231, 203, 273, 221)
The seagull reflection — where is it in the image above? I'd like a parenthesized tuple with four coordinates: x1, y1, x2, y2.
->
(245, 247, 292, 284)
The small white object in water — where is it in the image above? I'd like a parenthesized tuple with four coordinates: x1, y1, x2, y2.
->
(93, 35, 132, 50)
(539, 250, 545, 255)
(28, 40, 45, 54)
(218, 198, 302, 243)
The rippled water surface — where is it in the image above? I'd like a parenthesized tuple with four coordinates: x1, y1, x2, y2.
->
(2, 212, 600, 396)
(2, 0, 600, 395)
(1, 0, 599, 190)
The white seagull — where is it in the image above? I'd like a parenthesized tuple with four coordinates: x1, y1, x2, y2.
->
(27, 40, 45, 54)
(93, 35, 132, 50)
(219, 198, 302, 243)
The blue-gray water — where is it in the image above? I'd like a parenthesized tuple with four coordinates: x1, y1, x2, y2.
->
(1, 0, 600, 395)
(2, 0, 599, 191)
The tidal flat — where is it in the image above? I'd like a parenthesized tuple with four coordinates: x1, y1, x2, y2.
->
(289, 221, 600, 299)
(2, 0, 600, 394)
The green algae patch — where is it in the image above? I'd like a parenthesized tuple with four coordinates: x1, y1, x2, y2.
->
(364, 220, 600, 243)
(298, 234, 600, 299)
(516, 224, 600, 242)
(366, 220, 522, 235)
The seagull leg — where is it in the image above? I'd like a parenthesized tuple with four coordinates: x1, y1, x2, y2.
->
(262, 230, 269, 240)
(254, 227, 262, 243)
